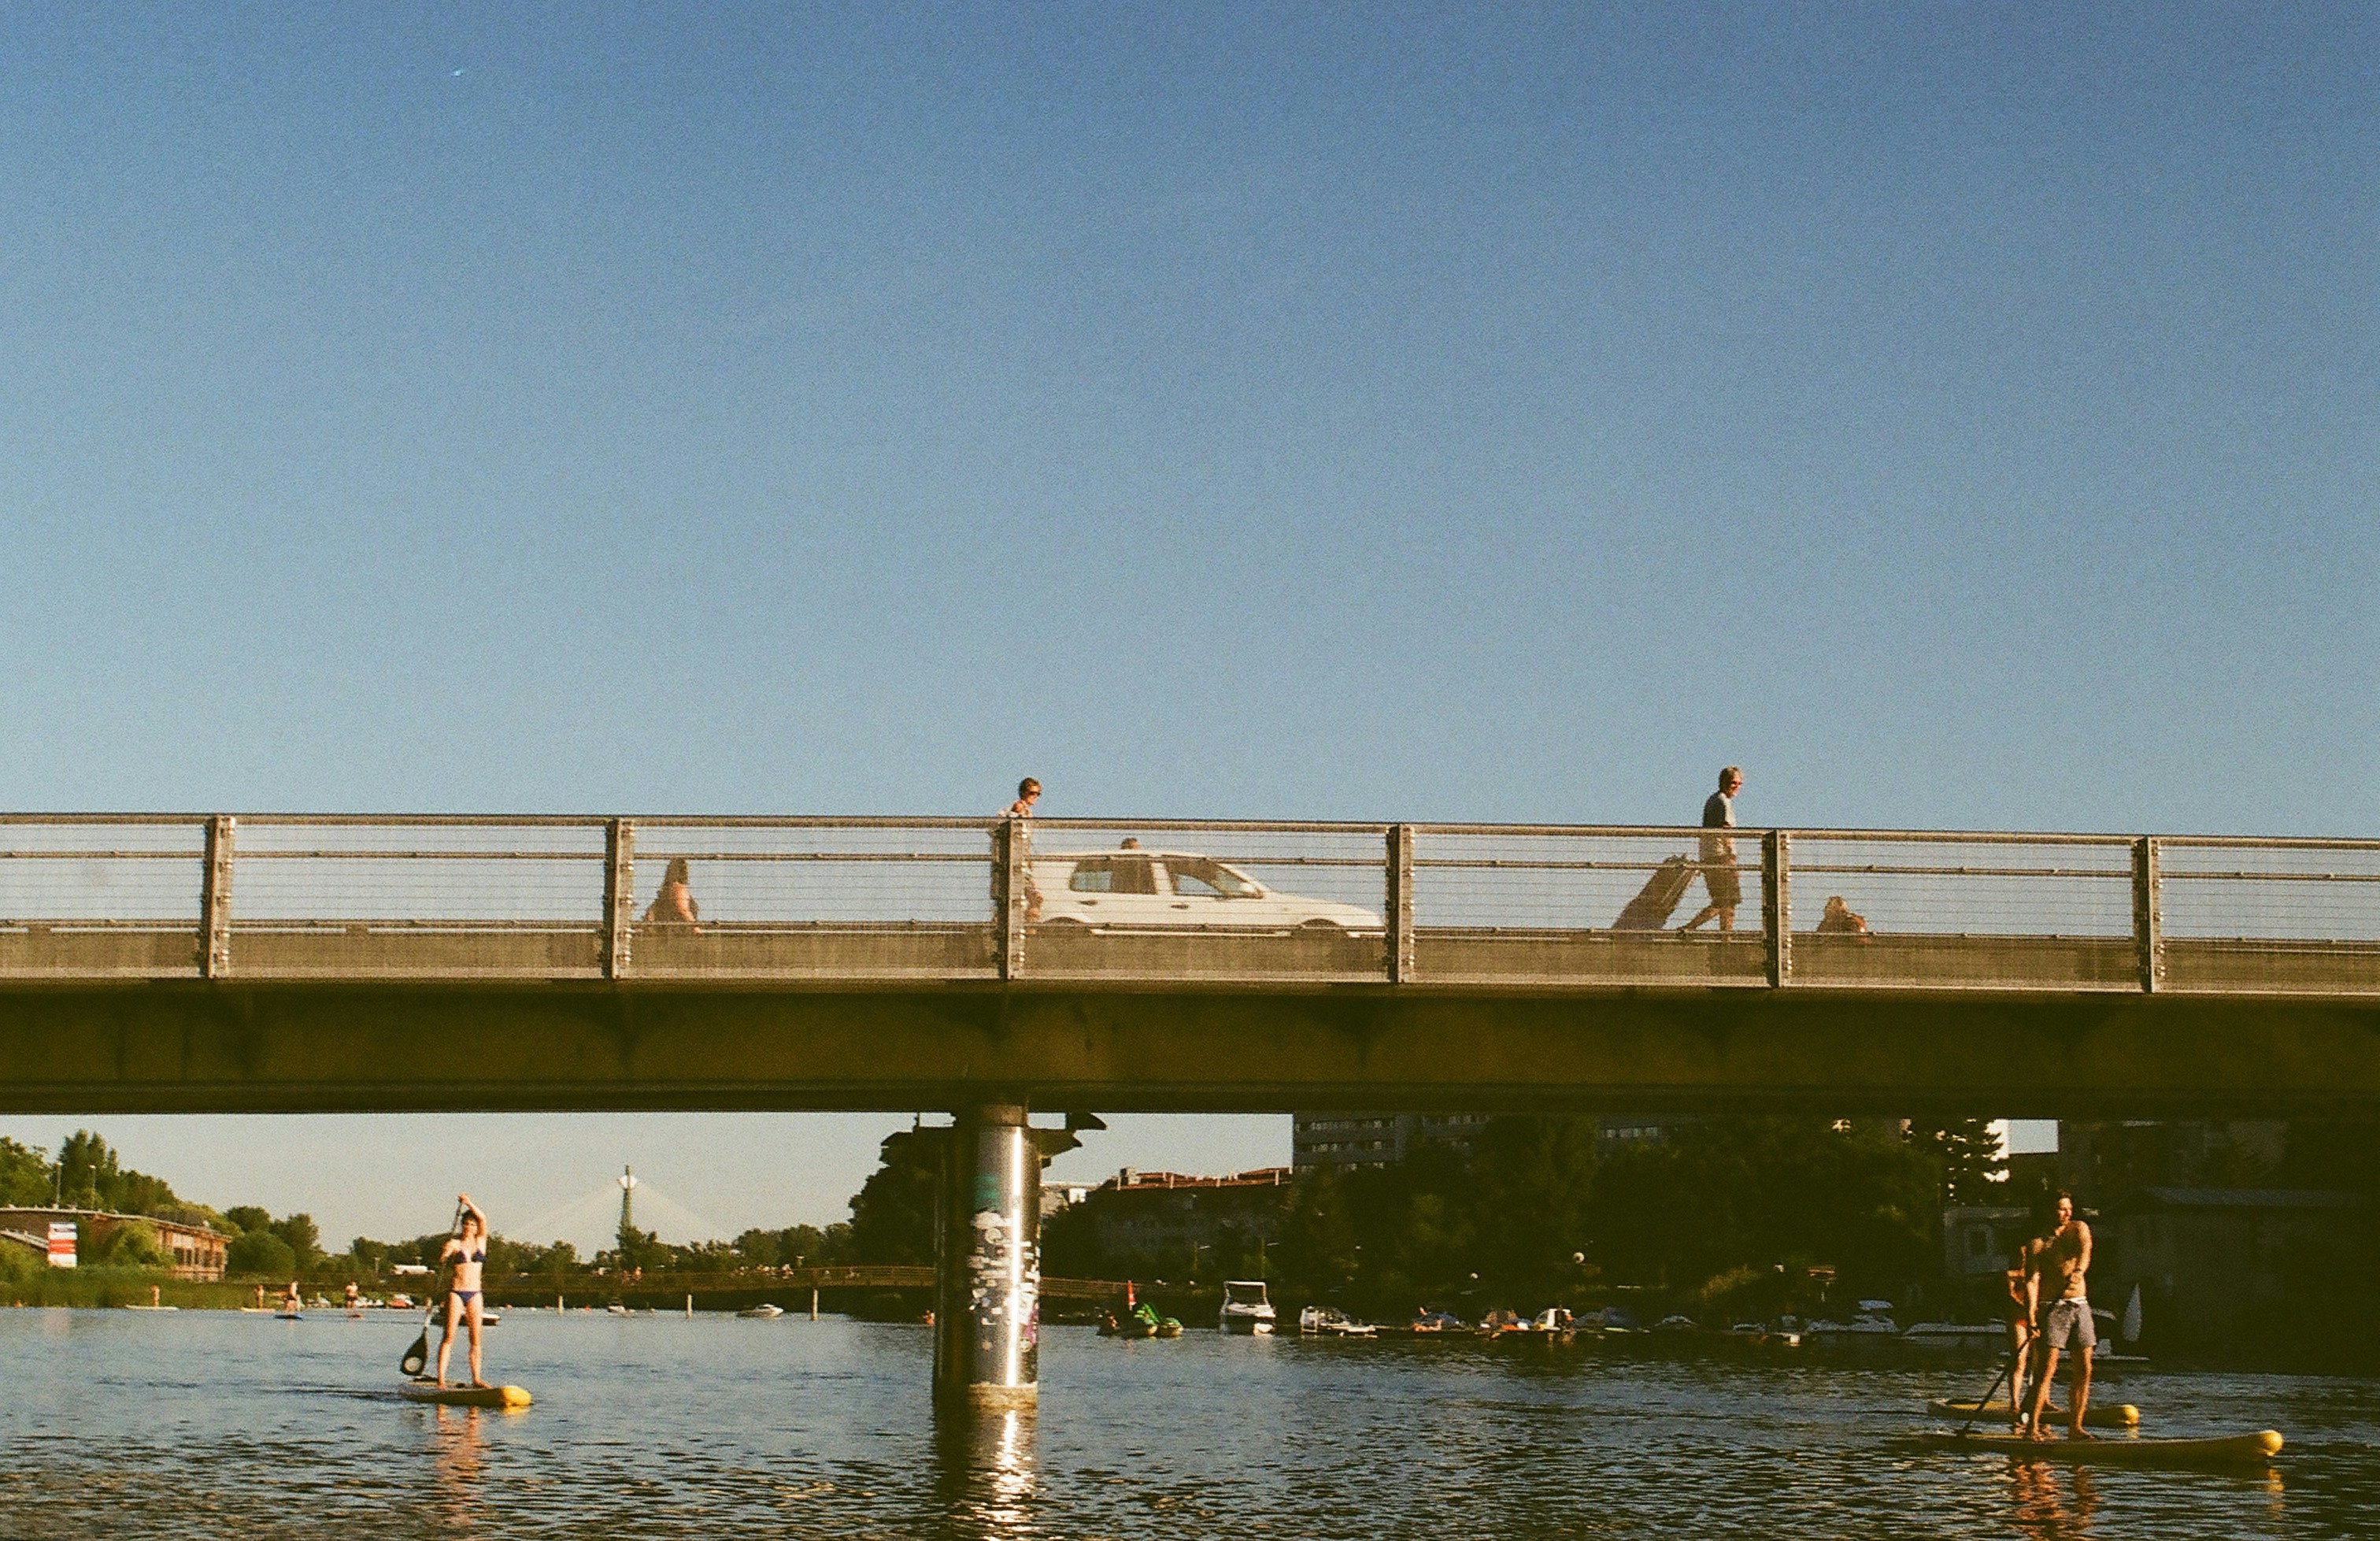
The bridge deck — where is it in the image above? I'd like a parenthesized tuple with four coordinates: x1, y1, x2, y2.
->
(0, 814, 2371, 1117)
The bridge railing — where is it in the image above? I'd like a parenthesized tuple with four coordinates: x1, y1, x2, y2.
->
(0, 815, 2370, 996)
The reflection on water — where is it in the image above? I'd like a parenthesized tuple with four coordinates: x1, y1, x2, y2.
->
(2006, 1461, 2101, 1539)
(934, 1406, 1036, 1538)
(428, 1406, 490, 1532)
(2, 1311, 2376, 1539)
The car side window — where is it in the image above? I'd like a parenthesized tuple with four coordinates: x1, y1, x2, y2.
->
(1068, 858, 1112, 893)
(1166, 857, 1259, 898)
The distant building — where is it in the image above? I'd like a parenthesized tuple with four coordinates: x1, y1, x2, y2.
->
(2098, 1187, 2360, 1341)
(1941, 1206, 2035, 1279)
(2057, 1120, 2289, 1203)
(1291, 1113, 1490, 1172)
(1075, 1167, 1293, 1274)
(0, 1207, 230, 1280)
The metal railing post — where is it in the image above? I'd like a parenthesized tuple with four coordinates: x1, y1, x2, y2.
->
(2134, 835, 2163, 993)
(1387, 824, 1416, 983)
(201, 815, 235, 979)
(994, 819, 1027, 980)
(1763, 829, 1791, 987)
(602, 819, 635, 980)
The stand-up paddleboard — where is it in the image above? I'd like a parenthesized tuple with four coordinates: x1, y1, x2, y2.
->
(1929, 1397, 2140, 1428)
(400, 1380, 532, 1409)
(1912, 1429, 2281, 1469)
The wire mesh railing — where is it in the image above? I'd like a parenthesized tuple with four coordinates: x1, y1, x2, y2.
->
(0, 815, 2367, 995)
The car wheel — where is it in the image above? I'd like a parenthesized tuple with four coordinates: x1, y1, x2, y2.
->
(1297, 918, 1346, 932)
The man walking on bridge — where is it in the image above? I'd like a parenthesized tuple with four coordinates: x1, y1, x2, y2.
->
(2024, 1193, 2096, 1439)
(1679, 766, 1745, 933)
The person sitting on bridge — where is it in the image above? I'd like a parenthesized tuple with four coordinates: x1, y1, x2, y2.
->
(1679, 766, 1745, 933)
(1816, 895, 1871, 936)
(642, 858, 701, 932)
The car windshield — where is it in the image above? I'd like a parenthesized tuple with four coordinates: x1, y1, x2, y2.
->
(1164, 858, 1261, 899)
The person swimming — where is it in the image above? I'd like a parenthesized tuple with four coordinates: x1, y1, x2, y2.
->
(435, 1195, 494, 1389)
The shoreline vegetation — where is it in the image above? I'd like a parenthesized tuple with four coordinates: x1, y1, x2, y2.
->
(12, 1121, 2380, 1375)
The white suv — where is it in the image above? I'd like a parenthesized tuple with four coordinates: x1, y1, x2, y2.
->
(1030, 850, 1381, 934)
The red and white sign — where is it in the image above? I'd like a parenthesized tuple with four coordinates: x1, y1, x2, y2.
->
(46, 1221, 76, 1269)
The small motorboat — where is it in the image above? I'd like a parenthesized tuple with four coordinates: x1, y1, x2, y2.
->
(1408, 1309, 1465, 1333)
(1653, 1314, 1698, 1334)
(1219, 1280, 1276, 1335)
(1297, 1306, 1377, 1338)
(738, 1303, 787, 1319)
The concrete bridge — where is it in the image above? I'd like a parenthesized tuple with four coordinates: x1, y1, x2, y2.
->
(1, 811, 2372, 1406)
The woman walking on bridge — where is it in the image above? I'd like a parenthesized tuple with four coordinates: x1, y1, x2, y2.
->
(436, 1195, 494, 1389)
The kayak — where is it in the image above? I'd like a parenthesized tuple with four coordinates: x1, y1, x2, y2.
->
(1912, 1429, 2281, 1469)
(400, 1381, 533, 1409)
(1929, 1397, 2139, 1429)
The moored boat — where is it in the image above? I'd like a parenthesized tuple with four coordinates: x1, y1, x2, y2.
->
(1219, 1280, 1276, 1335)
(1297, 1306, 1377, 1338)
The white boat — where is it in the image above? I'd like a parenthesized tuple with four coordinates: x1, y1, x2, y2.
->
(738, 1303, 786, 1319)
(1219, 1280, 1276, 1335)
(1297, 1305, 1375, 1338)
(1804, 1306, 1898, 1343)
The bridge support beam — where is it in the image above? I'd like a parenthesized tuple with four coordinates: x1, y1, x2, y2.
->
(933, 1103, 1042, 1411)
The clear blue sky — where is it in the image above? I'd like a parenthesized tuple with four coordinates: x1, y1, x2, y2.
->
(2, 5, 2370, 1247)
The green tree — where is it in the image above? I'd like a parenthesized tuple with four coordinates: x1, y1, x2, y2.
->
(270, 1214, 324, 1270)
(735, 1228, 782, 1267)
(1918, 1119, 2007, 1206)
(0, 1139, 53, 1207)
(848, 1128, 941, 1265)
(223, 1206, 272, 1235)
(227, 1231, 298, 1279)
(1466, 1116, 1599, 1300)
(91, 1220, 169, 1269)
(1276, 1165, 1360, 1295)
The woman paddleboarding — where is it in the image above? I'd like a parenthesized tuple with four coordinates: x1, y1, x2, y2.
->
(435, 1195, 494, 1389)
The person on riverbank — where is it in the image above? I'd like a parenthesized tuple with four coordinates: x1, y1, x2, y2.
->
(1679, 767, 1745, 932)
(2024, 1193, 2096, 1439)
(436, 1195, 494, 1389)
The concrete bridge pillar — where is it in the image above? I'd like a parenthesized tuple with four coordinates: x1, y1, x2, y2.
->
(932, 1103, 1042, 1410)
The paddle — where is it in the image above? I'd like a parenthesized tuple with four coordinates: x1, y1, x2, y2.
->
(1957, 1347, 2020, 1439)
(398, 1200, 468, 1377)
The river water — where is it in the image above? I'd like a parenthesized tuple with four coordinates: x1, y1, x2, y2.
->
(4, 1309, 2378, 1538)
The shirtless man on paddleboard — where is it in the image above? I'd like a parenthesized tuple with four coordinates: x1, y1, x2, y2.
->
(2024, 1193, 2095, 1439)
